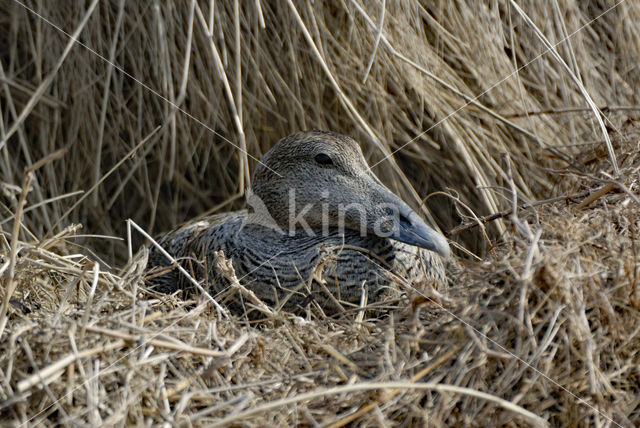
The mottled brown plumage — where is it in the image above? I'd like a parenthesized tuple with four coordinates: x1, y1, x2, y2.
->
(146, 131, 449, 314)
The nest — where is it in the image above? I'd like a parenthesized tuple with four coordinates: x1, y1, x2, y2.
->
(1, 130, 638, 425)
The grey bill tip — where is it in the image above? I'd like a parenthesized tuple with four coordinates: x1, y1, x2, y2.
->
(390, 210, 451, 258)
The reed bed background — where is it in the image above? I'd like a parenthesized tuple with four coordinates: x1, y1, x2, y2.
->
(0, 0, 639, 426)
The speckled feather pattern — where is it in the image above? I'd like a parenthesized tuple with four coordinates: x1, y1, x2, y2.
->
(147, 210, 445, 313)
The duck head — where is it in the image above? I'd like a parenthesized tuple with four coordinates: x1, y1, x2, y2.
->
(248, 131, 450, 257)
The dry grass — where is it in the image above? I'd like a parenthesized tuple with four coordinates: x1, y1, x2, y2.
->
(1, 0, 639, 426)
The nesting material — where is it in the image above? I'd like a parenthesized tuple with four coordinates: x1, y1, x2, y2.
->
(1, 1, 640, 426)
(1, 134, 638, 425)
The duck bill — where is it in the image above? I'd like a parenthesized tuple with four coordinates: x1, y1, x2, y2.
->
(370, 182, 450, 258)
(389, 208, 450, 258)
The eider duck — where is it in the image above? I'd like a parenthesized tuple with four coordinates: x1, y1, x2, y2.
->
(146, 131, 449, 314)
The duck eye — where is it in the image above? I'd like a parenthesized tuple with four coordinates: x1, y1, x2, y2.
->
(314, 153, 334, 166)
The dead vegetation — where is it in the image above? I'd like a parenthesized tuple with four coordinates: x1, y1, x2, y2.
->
(0, 0, 639, 426)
